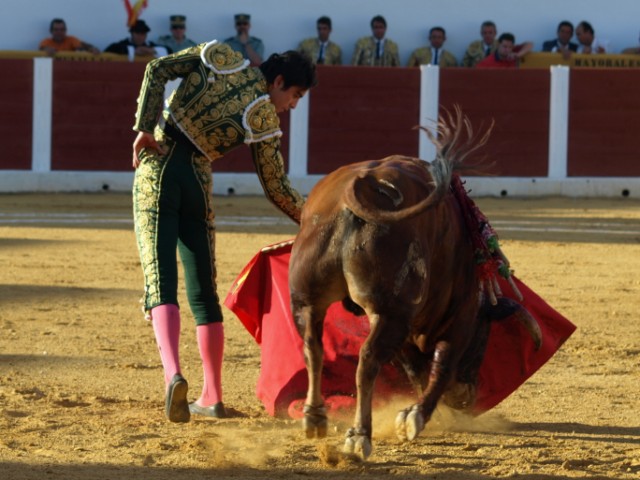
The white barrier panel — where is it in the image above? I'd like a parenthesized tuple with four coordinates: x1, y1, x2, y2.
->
(418, 64, 439, 162)
(548, 66, 570, 179)
(31, 58, 53, 173)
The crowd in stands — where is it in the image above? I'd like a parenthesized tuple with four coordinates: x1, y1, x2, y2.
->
(37, 13, 640, 68)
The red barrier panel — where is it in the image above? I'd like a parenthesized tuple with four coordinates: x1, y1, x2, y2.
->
(5, 59, 640, 179)
(50, 60, 288, 174)
(0, 59, 33, 170)
(308, 65, 420, 174)
(51, 61, 146, 171)
(568, 69, 640, 177)
(440, 69, 550, 177)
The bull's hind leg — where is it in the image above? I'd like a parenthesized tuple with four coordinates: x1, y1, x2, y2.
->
(396, 340, 452, 441)
(344, 313, 409, 460)
(292, 303, 328, 439)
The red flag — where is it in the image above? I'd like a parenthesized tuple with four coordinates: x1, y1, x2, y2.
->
(123, 0, 148, 27)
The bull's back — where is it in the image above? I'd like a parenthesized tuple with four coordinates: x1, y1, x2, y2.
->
(292, 156, 452, 312)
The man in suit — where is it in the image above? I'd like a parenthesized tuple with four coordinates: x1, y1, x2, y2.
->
(407, 26, 458, 67)
(542, 21, 578, 59)
(352, 15, 400, 67)
(297, 16, 342, 65)
(462, 20, 498, 67)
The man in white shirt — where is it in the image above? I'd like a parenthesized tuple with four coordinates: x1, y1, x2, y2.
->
(576, 21, 609, 54)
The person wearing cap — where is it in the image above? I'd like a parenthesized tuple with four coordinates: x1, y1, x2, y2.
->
(39, 18, 100, 56)
(223, 13, 264, 66)
(297, 16, 342, 65)
(131, 40, 317, 422)
(157, 15, 197, 53)
(104, 19, 170, 60)
(352, 15, 400, 67)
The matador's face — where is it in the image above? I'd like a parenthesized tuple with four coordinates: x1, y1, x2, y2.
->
(268, 75, 307, 114)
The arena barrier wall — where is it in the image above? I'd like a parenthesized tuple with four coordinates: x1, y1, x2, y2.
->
(0, 56, 638, 197)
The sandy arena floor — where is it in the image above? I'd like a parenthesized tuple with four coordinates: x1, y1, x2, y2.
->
(0, 193, 639, 479)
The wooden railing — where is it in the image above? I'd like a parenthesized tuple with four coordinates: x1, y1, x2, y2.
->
(520, 52, 640, 68)
(0, 50, 154, 62)
(2, 56, 640, 181)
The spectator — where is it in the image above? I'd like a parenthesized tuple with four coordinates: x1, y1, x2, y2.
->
(407, 26, 457, 67)
(156, 15, 197, 53)
(297, 16, 342, 65)
(462, 21, 498, 67)
(476, 32, 532, 68)
(39, 18, 99, 56)
(223, 13, 264, 66)
(352, 15, 400, 67)
(576, 21, 609, 54)
(104, 19, 169, 60)
(542, 21, 578, 59)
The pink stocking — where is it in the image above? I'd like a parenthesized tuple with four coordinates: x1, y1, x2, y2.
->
(151, 304, 181, 386)
(196, 322, 224, 406)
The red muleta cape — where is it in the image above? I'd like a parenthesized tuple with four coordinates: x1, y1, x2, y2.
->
(224, 240, 576, 418)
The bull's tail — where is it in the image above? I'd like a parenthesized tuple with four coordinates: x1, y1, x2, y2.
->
(344, 107, 492, 224)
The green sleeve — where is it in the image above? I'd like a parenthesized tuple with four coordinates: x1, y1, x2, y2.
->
(133, 45, 202, 132)
(250, 137, 304, 224)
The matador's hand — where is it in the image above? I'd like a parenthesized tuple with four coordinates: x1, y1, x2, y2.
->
(132, 131, 165, 168)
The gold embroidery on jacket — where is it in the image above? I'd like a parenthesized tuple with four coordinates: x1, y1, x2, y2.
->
(134, 40, 303, 225)
(200, 40, 249, 75)
(244, 96, 282, 143)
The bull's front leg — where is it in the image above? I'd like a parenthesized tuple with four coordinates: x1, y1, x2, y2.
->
(298, 305, 328, 439)
(396, 340, 452, 441)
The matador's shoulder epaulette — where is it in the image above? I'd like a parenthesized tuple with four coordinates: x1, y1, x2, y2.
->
(243, 95, 282, 144)
(200, 40, 249, 75)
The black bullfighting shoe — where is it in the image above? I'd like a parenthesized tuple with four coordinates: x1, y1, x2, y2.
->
(189, 401, 227, 418)
(165, 374, 190, 423)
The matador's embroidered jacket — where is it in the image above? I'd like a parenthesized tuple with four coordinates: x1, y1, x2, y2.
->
(351, 36, 400, 67)
(462, 39, 498, 68)
(297, 38, 342, 65)
(407, 47, 458, 68)
(133, 40, 304, 223)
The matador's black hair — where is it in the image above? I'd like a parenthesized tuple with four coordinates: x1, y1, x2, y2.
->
(259, 50, 318, 90)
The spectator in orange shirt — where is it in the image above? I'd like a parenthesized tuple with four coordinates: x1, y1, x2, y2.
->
(39, 18, 99, 56)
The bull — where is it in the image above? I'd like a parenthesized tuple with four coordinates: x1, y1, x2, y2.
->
(288, 110, 541, 459)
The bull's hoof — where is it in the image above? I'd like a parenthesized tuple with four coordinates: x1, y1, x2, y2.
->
(395, 408, 409, 441)
(442, 382, 476, 411)
(344, 427, 372, 460)
(302, 404, 327, 439)
(395, 405, 425, 442)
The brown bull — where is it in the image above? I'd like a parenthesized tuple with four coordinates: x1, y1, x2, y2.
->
(289, 111, 540, 459)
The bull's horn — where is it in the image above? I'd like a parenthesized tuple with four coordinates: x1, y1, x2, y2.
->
(506, 275, 524, 302)
(515, 309, 543, 350)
